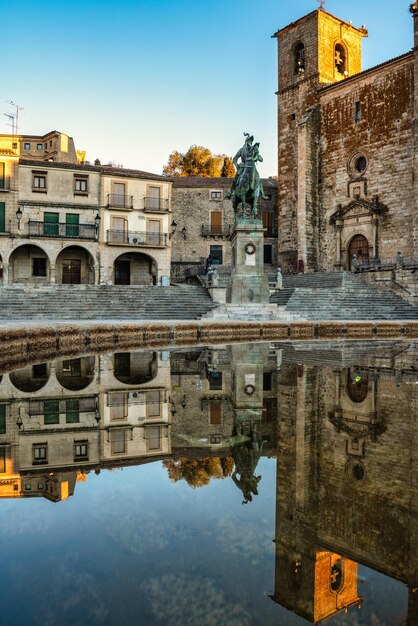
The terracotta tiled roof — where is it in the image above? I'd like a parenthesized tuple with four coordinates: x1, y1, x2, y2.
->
(19, 158, 172, 182)
(318, 50, 413, 94)
(173, 176, 277, 189)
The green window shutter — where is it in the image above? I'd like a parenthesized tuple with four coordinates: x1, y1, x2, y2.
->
(66, 213, 79, 238)
(66, 399, 80, 423)
(44, 399, 60, 425)
(0, 405, 6, 435)
(43, 212, 59, 236)
(0, 202, 5, 233)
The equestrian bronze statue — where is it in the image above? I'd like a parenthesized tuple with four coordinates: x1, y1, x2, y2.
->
(226, 133, 268, 220)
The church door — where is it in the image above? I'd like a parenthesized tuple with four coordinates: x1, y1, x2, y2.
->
(348, 235, 369, 269)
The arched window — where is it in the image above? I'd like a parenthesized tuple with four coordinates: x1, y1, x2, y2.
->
(347, 368, 368, 403)
(335, 43, 347, 75)
(293, 42, 305, 76)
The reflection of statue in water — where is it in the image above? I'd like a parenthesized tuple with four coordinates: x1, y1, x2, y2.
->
(226, 132, 268, 221)
(229, 423, 265, 504)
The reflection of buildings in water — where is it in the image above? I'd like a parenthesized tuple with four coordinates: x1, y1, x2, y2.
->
(272, 355, 418, 625)
(0, 350, 172, 501)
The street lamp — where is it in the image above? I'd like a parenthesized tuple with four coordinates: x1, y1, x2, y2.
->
(16, 207, 23, 229)
(170, 220, 177, 239)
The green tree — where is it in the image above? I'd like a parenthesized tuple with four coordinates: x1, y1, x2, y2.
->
(163, 145, 231, 177)
(221, 156, 235, 178)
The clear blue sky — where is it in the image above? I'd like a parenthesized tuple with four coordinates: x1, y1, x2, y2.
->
(2, 0, 413, 176)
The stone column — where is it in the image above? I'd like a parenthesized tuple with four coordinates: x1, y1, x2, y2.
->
(372, 216, 379, 259)
(335, 220, 343, 266)
(50, 264, 56, 284)
(6, 262, 12, 285)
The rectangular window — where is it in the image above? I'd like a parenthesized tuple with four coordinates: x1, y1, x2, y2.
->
(33, 363, 47, 378)
(0, 405, 6, 435)
(262, 211, 274, 237)
(24, 142, 31, 150)
(65, 213, 79, 237)
(146, 426, 161, 451)
(62, 358, 81, 377)
(25, 483, 31, 491)
(32, 173, 47, 191)
(32, 257, 47, 277)
(209, 245, 223, 265)
(37, 483, 44, 490)
(44, 400, 60, 425)
(208, 371, 223, 390)
(147, 390, 161, 418)
(37, 143, 43, 150)
(110, 216, 128, 244)
(210, 401, 222, 425)
(114, 353, 130, 378)
(0, 447, 5, 473)
(263, 372, 272, 391)
(355, 101, 361, 122)
(109, 393, 128, 421)
(147, 219, 161, 246)
(111, 429, 127, 454)
(210, 190, 222, 201)
(263, 244, 273, 264)
(0, 202, 5, 233)
(210, 211, 222, 235)
(74, 177, 88, 194)
(66, 399, 80, 424)
(0, 162, 5, 189)
(33, 444, 48, 464)
(74, 441, 88, 459)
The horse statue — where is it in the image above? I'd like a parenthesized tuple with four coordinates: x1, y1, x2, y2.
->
(226, 133, 268, 220)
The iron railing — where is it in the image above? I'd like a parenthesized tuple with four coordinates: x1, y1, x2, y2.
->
(107, 193, 134, 209)
(28, 221, 97, 240)
(107, 229, 168, 246)
(29, 396, 97, 416)
(201, 224, 232, 237)
(354, 255, 418, 272)
(144, 197, 170, 211)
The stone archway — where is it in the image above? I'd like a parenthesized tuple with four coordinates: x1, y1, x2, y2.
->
(9, 244, 50, 284)
(55, 246, 95, 285)
(348, 234, 370, 270)
(113, 251, 157, 286)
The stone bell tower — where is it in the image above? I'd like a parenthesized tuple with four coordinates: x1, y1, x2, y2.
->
(273, 7, 367, 273)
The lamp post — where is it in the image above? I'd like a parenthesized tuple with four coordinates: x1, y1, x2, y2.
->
(16, 207, 23, 230)
(170, 220, 177, 239)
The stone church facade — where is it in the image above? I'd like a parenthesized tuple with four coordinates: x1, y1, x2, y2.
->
(274, 4, 418, 274)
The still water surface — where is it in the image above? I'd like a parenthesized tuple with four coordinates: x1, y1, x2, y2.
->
(0, 341, 415, 626)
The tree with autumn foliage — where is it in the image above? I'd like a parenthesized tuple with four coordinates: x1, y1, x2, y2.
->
(163, 145, 234, 178)
(163, 456, 234, 488)
(221, 156, 235, 178)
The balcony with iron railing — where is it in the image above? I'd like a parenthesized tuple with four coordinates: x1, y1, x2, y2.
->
(107, 229, 168, 247)
(29, 396, 97, 416)
(28, 221, 98, 240)
(201, 224, 232, 238)
(0, 177, 11, 191)
(144, 197, 170, 212)
(107, 193, 134, 209)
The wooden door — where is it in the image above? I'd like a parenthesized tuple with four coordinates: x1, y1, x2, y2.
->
(111, 217, 127, 244)
(349, 235, 369, 268)
(148, 186, 161, 210)
(210, 211, 222, 234)
(62, 259, 81, 284)
(115, 260, 130, 285)
(148, 219, 161, 245)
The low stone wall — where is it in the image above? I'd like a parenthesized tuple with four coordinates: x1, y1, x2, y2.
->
(1, 320, 418, 374)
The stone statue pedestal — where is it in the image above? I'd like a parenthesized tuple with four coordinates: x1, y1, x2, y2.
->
(226, 219, 270, 304)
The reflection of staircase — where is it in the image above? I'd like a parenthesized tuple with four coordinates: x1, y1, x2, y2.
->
(0, 285, 217, 321)
(270, 272, 418, 320)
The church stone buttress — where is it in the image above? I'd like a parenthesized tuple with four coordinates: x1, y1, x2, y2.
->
(273, 8, 367, 273)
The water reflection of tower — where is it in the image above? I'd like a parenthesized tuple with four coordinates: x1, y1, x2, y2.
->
(228, 343, 269, 504)
(271, 362, 362, 623)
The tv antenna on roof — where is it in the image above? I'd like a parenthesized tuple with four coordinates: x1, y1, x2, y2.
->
(4, 100, 24, 136)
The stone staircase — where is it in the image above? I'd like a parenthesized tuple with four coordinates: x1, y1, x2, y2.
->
(270, 272, 418, 320)
(0, 284, 217, 321)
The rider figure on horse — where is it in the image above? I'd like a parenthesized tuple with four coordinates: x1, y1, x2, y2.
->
(226, 133, 269, 218)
